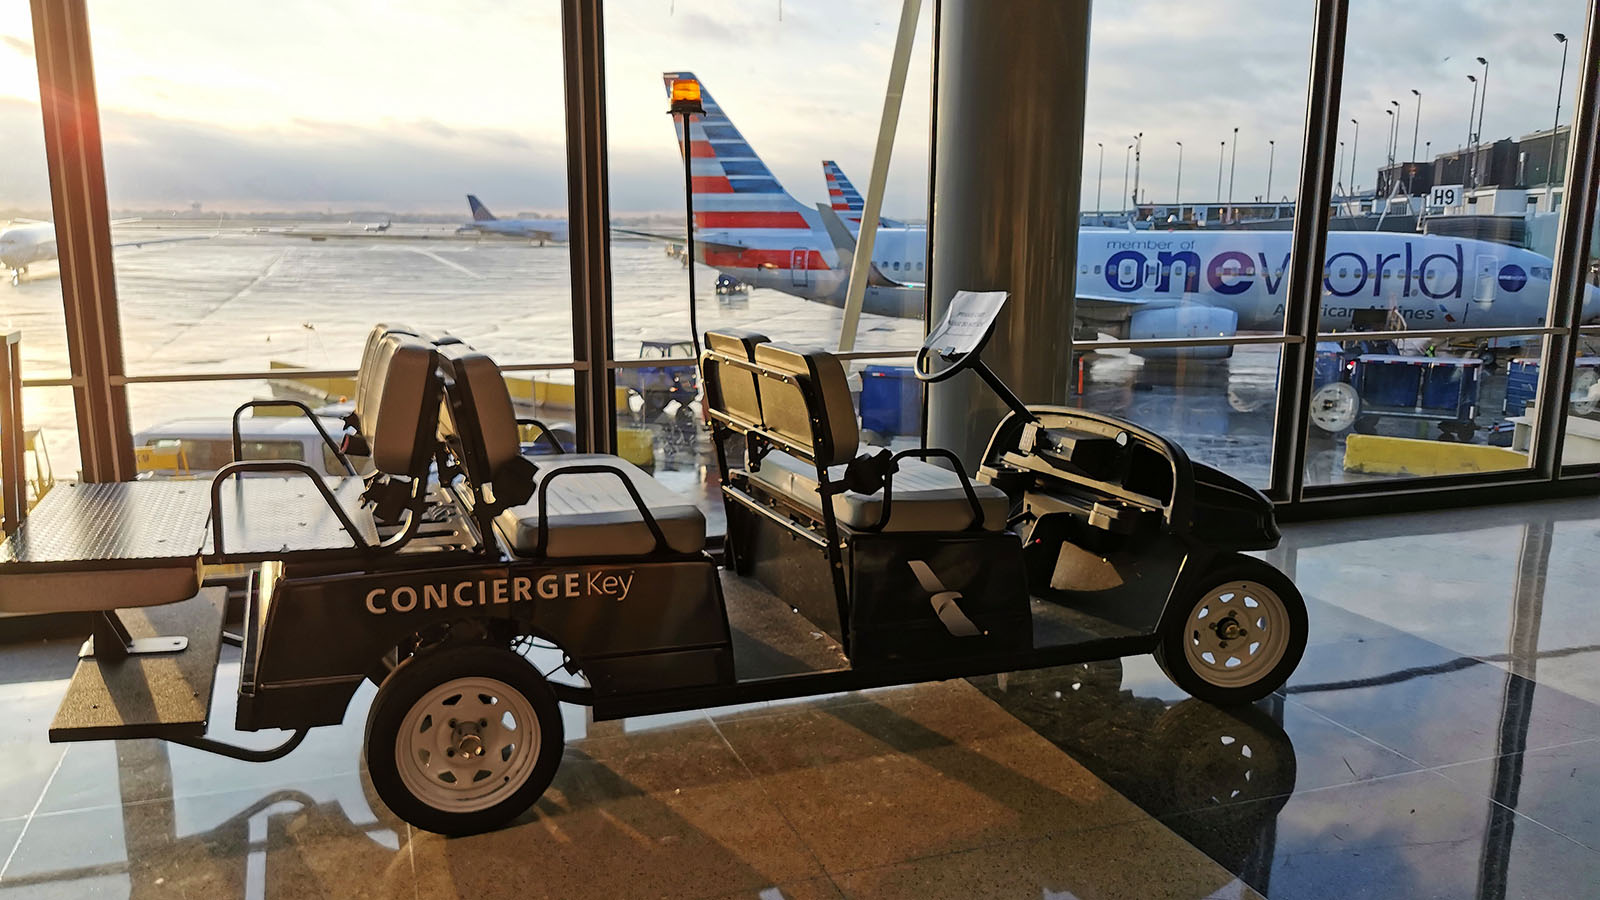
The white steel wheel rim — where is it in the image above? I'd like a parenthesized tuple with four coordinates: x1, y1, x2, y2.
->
(1309, 382, 1359, 433)
(396, 676, 541, 814)
(1570, 369, 1599, 415)
(1182, 579, 1290, 689)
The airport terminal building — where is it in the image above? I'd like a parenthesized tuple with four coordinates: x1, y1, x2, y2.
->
(0, 1, 1596, 897)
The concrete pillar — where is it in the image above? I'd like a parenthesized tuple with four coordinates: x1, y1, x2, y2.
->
(927, 0, 1091, 465)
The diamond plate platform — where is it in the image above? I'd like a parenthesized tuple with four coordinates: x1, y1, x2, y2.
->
(0, 481, 210, 570)
(49, 587, 226, 742)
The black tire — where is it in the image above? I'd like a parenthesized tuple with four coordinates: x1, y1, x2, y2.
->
(365, 643, 564, 836)
(1353, 414, 1379, 435)
(1154, 555, 1307, 706)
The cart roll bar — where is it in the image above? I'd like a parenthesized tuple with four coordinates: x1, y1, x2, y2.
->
(534, 464, 669, 556)
(516, 417, 567, 455)
(231, 399, 358, 476)
(208, 460, 370, 556)
(861, 447, 987, 533)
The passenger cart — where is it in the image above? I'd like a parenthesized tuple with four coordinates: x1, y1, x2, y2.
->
(0, 297, 1307, 836)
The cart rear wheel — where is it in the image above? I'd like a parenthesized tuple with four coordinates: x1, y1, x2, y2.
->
(365, 644, 563, 836)
(1155, 556, 1306, 706)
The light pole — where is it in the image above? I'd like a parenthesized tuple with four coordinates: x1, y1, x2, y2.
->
(1174, 140, 1184, 223)
(1385, 108, 1395, 196)
(1227, 126, 1238, 214)
(1216, 140, 1225, 205)
(1389, 99, 1400, 163)
(1096, 141, 1104, 216)
(668, 77, 706, 356)
(1465, 74, 1479, 189)
(1337, 140, 1346, 196)
(1132, 132, 1144, 216)
(1548, 33, 1569, 208)
(1409, 89, 1421, 161)
(1349, 118, 1360, 195)
(1265, 139, 1275, 209)
(1122, 143, 1132, 220)
(1475, 56, 1490, 187)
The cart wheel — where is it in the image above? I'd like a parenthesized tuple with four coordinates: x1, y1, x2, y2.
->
(365, 644, 564, 836)
(1308, 382, 1359, 433)
(1155, 556, 1307, 706)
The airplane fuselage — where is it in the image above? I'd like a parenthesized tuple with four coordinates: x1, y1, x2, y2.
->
(695, 225, 1599, 332)
(0, 222, 56, 271)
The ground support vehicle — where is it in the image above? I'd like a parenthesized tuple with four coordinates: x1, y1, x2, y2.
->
(0, 300, 1306, 836)
(1307, 344, 1484, 441)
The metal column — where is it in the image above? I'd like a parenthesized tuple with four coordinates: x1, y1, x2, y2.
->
(30, 0, 136, 482)
(925, 0, 1091, 464)
(1271, 0, 1349, 502)
(562, 0, 616, 455)
(1535, 0, 1600, 477)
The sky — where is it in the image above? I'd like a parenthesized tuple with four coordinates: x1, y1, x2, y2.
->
(0, 0, 1589, 217)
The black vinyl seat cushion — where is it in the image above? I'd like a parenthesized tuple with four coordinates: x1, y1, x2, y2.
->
(745, 450, 1009, 533)
(494, 454, 706, 558)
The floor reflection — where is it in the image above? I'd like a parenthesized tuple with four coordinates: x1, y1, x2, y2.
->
(3, 500, 1600, 897)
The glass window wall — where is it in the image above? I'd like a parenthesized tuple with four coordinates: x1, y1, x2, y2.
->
(1068, 0, 1314, 489)
(1303, 0, 1588, 488)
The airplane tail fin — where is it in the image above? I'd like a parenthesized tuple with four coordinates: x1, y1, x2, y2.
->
(822, 161, 865, 222)
(662, 72, 823, 245)
(467, 195, 497, 222)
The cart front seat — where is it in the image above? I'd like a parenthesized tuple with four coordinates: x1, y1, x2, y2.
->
(703, 333, 1008, 533)
(439, 345, 706, 559)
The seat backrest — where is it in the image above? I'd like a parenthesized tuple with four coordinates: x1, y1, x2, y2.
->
(437, 344, 521, 489)
(703, 329, 768, 429)
(366, 332, 443, 477)
(752, 343, 858, 466)
(353, 323, 420, 433)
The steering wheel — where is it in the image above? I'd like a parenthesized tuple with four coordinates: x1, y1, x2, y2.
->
(914, 318, 998, 384)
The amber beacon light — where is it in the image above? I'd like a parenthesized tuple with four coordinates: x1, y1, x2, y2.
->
(670, 78, 704, 115)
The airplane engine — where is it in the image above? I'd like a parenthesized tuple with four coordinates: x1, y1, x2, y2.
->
(1128, 306, 1237, 360)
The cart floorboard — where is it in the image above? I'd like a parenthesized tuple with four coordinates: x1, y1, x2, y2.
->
(49, 587, 226, 743)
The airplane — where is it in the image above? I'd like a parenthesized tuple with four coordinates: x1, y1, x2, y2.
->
(0, 218, 213, 286)
(364, 219, 392, 233)
(664, 72, 1600, 354)
(457, 195, 568, 245)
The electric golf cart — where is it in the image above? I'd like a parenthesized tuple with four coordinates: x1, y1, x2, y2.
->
(0, 296, 1305, 836)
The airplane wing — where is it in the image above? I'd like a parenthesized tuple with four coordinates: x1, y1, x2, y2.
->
(111, 233, 214, 251)
(814, 205, 911, 288)
(610, 226, 753, 255)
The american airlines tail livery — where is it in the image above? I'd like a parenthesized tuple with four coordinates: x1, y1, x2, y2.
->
(663, 72, 1599, 348)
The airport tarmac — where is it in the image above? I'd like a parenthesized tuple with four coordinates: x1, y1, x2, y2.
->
(0, 224, 1558, 500)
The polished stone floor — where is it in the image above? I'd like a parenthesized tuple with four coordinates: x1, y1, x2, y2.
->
(0, 497, 1598, 898)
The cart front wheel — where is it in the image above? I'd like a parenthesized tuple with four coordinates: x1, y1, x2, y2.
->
(1156, 557, 1307, 705)
(365, 644, 564, 836)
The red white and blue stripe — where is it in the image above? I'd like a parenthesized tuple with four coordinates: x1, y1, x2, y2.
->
(822, 160, 864, 223)
(663, 72, 829, 272)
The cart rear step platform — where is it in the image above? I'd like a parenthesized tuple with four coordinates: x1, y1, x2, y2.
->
(49, 587, 227, 743)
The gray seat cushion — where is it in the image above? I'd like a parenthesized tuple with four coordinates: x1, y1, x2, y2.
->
(745, 451, 1009, 532)
(495, 454, 706, 558)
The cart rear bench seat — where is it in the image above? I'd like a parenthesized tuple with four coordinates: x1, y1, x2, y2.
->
(439, 345, 707, 559)
(0, 329, 443, 614)
(702, 331, 1006, 533)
